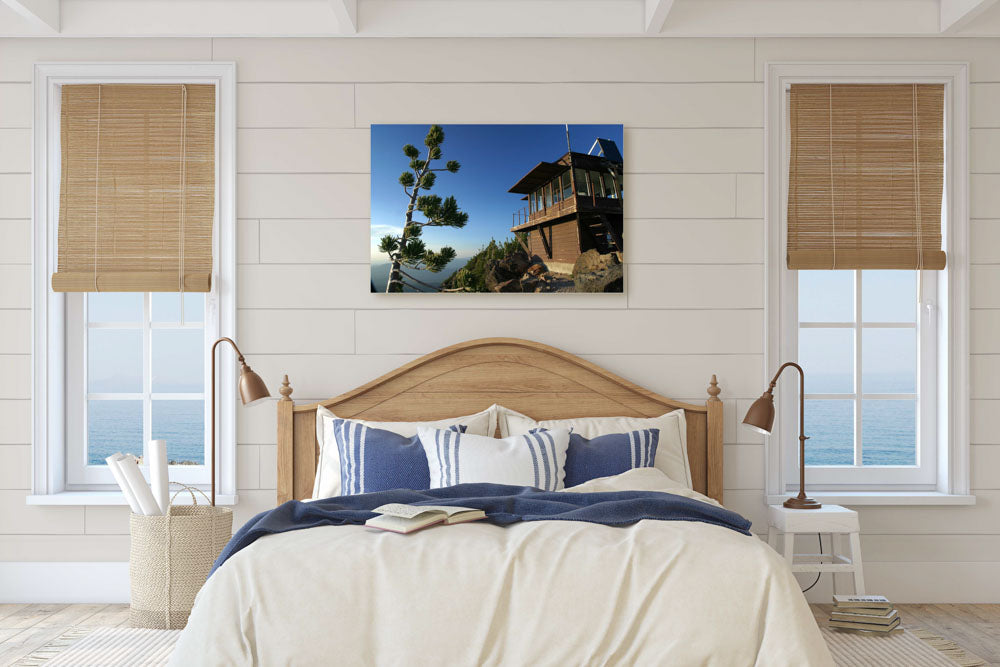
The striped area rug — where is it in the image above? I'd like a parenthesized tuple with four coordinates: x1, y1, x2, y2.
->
(822, 626, 986, 667)
(12, 624, 987, 666)
(12, 627, 181, 667)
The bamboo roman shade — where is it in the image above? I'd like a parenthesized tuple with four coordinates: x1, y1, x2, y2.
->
(52, 84, 216, 292)
(787, 83, 946, 270)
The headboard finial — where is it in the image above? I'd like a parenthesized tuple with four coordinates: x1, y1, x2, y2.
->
(279, 374, 293, 402)
(707, 374, 721, 402)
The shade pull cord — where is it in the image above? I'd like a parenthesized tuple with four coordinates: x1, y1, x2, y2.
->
(912, 84, 924, 274)
(828, 84, 837, 270)
(178, 85, 188, 296)
(93, 84, 102, 292)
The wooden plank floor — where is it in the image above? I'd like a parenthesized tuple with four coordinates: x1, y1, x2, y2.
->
(0, 603, 996, 665)
(812, 603, 1000, 666)
(0, 604, 129, 666)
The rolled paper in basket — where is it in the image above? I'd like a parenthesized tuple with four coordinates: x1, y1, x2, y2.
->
(106, 454, 142, 514)
(116, 454, 161, 516)
(149, 440, 170, 516)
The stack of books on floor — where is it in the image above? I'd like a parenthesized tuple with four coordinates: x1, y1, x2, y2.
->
(829, 595, 901, 634)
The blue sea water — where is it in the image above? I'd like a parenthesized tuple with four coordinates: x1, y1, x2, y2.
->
(88, 400, 205, 465)
(804, 399, 916, 466)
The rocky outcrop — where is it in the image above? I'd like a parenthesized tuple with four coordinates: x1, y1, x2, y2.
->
(484, 249, 531, 292)
(572, 250, 624, 293)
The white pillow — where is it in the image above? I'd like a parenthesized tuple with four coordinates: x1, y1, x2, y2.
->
(498, 406, 692, 489)
(418, 427, 571, 491)
(563, 468, 721, 508)
(312, 405, 498, 499)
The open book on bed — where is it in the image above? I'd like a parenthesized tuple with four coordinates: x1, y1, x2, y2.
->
(365, 503, 486, 534)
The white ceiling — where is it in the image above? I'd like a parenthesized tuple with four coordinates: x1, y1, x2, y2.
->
(1, 0, 999, 38)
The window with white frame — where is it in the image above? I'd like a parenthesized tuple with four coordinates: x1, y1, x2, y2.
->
(793, 269, 936, 486)
(65, 292, 212, 487)
(764, 63, 970, 500)
(31, 63, 236, 501)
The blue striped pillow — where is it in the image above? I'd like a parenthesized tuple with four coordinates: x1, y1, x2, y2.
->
(333, 419, 465, 496)
(558, 428, 660, 487)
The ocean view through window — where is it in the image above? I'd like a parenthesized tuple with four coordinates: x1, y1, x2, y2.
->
(798, 270, 920, 467)
(86, 292, 207, 466)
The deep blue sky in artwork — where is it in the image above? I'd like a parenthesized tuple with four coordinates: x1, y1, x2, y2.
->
(370, 124, 624, 260)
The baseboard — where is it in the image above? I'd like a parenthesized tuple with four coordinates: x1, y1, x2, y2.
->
(0, 562, 129, 603)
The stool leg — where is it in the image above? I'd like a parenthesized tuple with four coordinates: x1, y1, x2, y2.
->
(767, 526, 777, 549)
(783, 531, 795, 564)
(830, 534, 839, 596)
(849, 531, 866, 594)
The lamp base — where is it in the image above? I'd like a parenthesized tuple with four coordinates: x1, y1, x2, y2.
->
(783, 496, 822, 510)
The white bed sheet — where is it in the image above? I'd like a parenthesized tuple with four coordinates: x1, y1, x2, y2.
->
(171, 469, 833, 666)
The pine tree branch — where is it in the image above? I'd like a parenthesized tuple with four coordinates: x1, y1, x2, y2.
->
(398, 269, 443, 292)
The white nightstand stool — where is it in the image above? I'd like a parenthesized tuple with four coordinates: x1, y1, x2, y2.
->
(767, 504, 865, 595)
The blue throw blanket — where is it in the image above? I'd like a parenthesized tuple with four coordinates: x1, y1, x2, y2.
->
(211, 483, 751, 576)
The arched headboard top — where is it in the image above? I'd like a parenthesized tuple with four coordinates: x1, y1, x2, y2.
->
(277, 338, 723, 503)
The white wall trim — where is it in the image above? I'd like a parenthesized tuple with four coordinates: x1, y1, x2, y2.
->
(31, 61, 239, 499)
(0, 562, 129, 603)
(762, 61, 971, 499)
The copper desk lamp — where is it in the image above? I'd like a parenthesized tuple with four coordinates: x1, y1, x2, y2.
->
(743, 362, 821, 510)
(210, 337, 270, 506)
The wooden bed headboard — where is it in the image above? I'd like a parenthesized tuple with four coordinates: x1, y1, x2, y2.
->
(276, 338, 724, 504)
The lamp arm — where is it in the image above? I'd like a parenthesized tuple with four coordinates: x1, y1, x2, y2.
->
(768, 361, 807, 442)
(212, 336, 245, 364)
(209, 336, 244, 507)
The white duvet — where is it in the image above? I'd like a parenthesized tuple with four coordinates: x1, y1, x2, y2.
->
(172, 469, 833, 666)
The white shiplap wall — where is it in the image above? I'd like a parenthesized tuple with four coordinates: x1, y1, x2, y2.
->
(0, 36, 998, 602)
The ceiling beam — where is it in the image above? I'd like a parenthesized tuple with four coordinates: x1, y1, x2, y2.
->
(644, 0, 675, 34)
(330, 0, 357, 33)
(1, 0, 59, 31)
(939, 0, 999, 32)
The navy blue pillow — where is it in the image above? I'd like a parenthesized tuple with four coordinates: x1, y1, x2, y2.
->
(560, 428, 660, 487)
(333, 419, 465, 495)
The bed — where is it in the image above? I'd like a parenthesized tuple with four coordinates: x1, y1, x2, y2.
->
(171, 338, 833, 666)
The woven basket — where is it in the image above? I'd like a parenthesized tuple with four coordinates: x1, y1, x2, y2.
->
(129, 485, 232, 629)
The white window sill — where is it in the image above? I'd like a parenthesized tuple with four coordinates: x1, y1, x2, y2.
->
(766, 492, 976, 506)
(26, 492, 239, 506)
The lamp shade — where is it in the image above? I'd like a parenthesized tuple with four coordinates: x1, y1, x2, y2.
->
(238, 363, 271, 407)
(742, 391, 775, 435)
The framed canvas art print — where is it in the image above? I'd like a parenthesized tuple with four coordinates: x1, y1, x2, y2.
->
(370, 124, 624, 293)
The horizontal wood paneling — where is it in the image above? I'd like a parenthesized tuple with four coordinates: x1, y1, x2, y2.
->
(0, 38, 213, 82)
(971, 84, 1000, 128)
(0, 401, 29, 445)
(238, 309, 354, 354)
(238, 174, 369, 219)
(238, 129, 369, 173)
(0, 267, 30, 308)
(0, 175, 30, 218)
(216, 37, 756, 83)
(627, 173, 736, 218)
(356, 83, 763, 128)
(626, 219, 764, 263)
(754, 38, 1000, 83)
(627, 265, 763, 309)
(0, 491, 82, 535)
(0, 535, 129, 561)
(0, 130, 29, 173)
(0, 85, 31, 128)
(355, 309, 763, 355)
(0, 36, 997, 603)
(0, 222, 29, 265)
(258, 219, 373, 264)
(627, 129, 763, 173)
(237, 84, 355, 128)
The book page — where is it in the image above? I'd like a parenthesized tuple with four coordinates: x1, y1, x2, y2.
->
(414, 505, 480, 516)
(372, 503, 443, 519)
